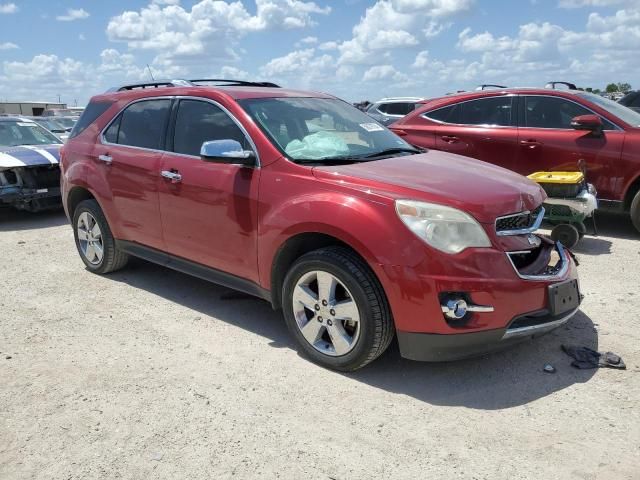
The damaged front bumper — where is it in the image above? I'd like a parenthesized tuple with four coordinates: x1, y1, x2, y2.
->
(0, 165, 61, 212)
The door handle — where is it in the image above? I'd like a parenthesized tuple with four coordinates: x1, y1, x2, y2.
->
(98, 154, 112, 164)
(520, 139, 542, 149)
(441, 135, 459, 143)
(161, 170, 182, 183)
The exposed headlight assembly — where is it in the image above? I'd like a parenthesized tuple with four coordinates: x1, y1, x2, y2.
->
(395, 200, 491, 254)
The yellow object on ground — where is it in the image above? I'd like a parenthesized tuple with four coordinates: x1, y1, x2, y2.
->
(527, 171, 584, 185)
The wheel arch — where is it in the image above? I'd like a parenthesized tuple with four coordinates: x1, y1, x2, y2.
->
(67, 186, 98, 219)
(269, 231, 379, 311)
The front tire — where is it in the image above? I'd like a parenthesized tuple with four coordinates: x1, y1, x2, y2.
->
(282, 246, 394, 371)
(72, 199, 129, 274)
(631, 189, 640, 233)
(551, 223, 580, 248)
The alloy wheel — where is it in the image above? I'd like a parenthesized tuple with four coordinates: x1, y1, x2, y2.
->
(292, 270, 361, 356)
(77, 211, 104, 265)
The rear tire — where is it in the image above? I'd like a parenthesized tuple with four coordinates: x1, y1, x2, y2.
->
(72, 199, 129, 274)
(282, 246, 394, 371)
(631, 189, 640, 233)
(551, 223, 580, 249)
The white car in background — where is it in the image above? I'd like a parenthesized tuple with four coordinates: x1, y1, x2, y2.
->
(365, 97, 426, 125)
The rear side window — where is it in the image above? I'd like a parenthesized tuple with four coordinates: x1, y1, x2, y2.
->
(172, 99, 249, 157)
(424, 103, 462, 124)
(69, 100, 113, 139)
(106, 99, 171, 149)
(459, 97, 513, 126)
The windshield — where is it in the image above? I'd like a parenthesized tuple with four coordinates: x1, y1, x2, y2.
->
(0, 121, 62, 147)
(238, 97, 417, 163)
(35, 118, 66, 132)
(576, 92, 640, 127)
(55, 117, 78, 130)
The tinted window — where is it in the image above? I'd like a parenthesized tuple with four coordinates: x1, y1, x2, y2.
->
(425, 103, 462, 124)
(104, 115, 121, 143)
(383, 102, 414, 116)
(69, 101, 113, 139)
(523, 96, 593, 129)
(173, 100, 249, 157)
(619, 92, 639, 107)
(113, 99, 171, 149)
(460, 97, 512, 126)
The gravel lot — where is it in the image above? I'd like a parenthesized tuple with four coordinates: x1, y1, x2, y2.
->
(1, 207, 639, 479)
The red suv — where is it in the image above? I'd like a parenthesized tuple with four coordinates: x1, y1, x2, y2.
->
(390, 88, 640, 232)
(61, 79, 581, 371)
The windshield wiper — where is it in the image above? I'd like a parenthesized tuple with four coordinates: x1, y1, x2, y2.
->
(362, 147, 423, 158)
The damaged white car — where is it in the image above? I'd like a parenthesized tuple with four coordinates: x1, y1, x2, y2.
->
(0, 116, 62, 212)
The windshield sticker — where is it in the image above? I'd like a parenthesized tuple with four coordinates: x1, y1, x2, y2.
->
(360, 123, 384, 132)
(17, 122, 37, 127)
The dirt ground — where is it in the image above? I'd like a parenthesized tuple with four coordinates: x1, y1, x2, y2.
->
(1, 207, 639, 479)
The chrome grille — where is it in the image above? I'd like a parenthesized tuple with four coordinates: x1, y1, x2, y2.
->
(495, 206, 544, 235)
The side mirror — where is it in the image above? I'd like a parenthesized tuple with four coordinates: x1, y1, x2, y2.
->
(571, 115, 603, 134)
(200, 140, 256, 166)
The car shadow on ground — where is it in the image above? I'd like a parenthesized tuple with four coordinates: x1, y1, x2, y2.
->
(0, 208, 67, 231)
(111, 258, 598, 411)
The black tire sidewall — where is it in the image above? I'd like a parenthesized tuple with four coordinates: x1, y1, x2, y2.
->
(551, 224, 580, 248)
(72, 200, 112, 273)
(631, 190, 640, 233)
(282, 255, 379, 371)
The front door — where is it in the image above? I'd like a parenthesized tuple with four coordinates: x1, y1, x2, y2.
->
(158, 98, 260, 283)
(516, 95, 625, 199)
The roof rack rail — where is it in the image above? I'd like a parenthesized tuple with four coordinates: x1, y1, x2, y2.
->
(476, 84, 507, 90)
(107, 79, 193, 92)
(189, 79, 281, 88)
(545, 81, 577, 90)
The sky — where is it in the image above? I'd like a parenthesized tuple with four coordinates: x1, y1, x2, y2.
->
(0, 0, 638, 106)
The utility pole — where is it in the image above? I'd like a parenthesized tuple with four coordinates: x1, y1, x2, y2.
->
(57, 94, 61, 104)
(147, 64, 155, 81)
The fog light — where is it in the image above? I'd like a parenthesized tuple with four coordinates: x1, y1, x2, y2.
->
(442, 299, 468, 320)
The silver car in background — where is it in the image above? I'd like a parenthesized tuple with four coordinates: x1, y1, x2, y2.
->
(366, 97, 425, 125)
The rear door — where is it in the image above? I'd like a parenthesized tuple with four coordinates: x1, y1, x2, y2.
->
(428, 96, 520, 170)
(516, 95, 625, 199)
(95, 98, 171, 250)
(157, 98, 261, 282)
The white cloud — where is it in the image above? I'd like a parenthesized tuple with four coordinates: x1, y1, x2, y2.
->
(106, 0, 330, 69)
(337, 0, 473, 65)
(362, 64, 408, 82)
(152, 0, 181, 4)
(56, 8, 90, 21)
(0, 42, 18, 50)
(78, 33, 86, 41)
(318, 41, 338, 50)
(0, 2, 17, 14)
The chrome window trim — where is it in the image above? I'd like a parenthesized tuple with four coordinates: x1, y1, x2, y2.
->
(421, 94, 517, 128)
(99, 95, 261, 167)
(495, 206, 545, 236)
(506, 241, 570, 281)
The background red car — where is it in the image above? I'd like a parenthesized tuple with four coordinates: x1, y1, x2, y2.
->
(390, 88, 640, 232)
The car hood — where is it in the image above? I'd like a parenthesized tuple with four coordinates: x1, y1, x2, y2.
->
(312, 150, 546, 223)
(0, 144, 61, 168)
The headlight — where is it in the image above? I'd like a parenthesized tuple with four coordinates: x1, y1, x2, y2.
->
(395, 200, 491, 254)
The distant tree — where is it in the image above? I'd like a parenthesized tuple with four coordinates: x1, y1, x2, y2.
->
(585, 87, 593, 93)
(617, 82, 632, 93)
(606, 83, 619, 93)
(593, 88, 601, 94)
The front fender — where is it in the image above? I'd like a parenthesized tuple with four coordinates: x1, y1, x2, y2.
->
(257, 187, 429, 290)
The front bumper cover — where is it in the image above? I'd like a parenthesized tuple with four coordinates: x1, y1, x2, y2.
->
(397, 306, 579, 362)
